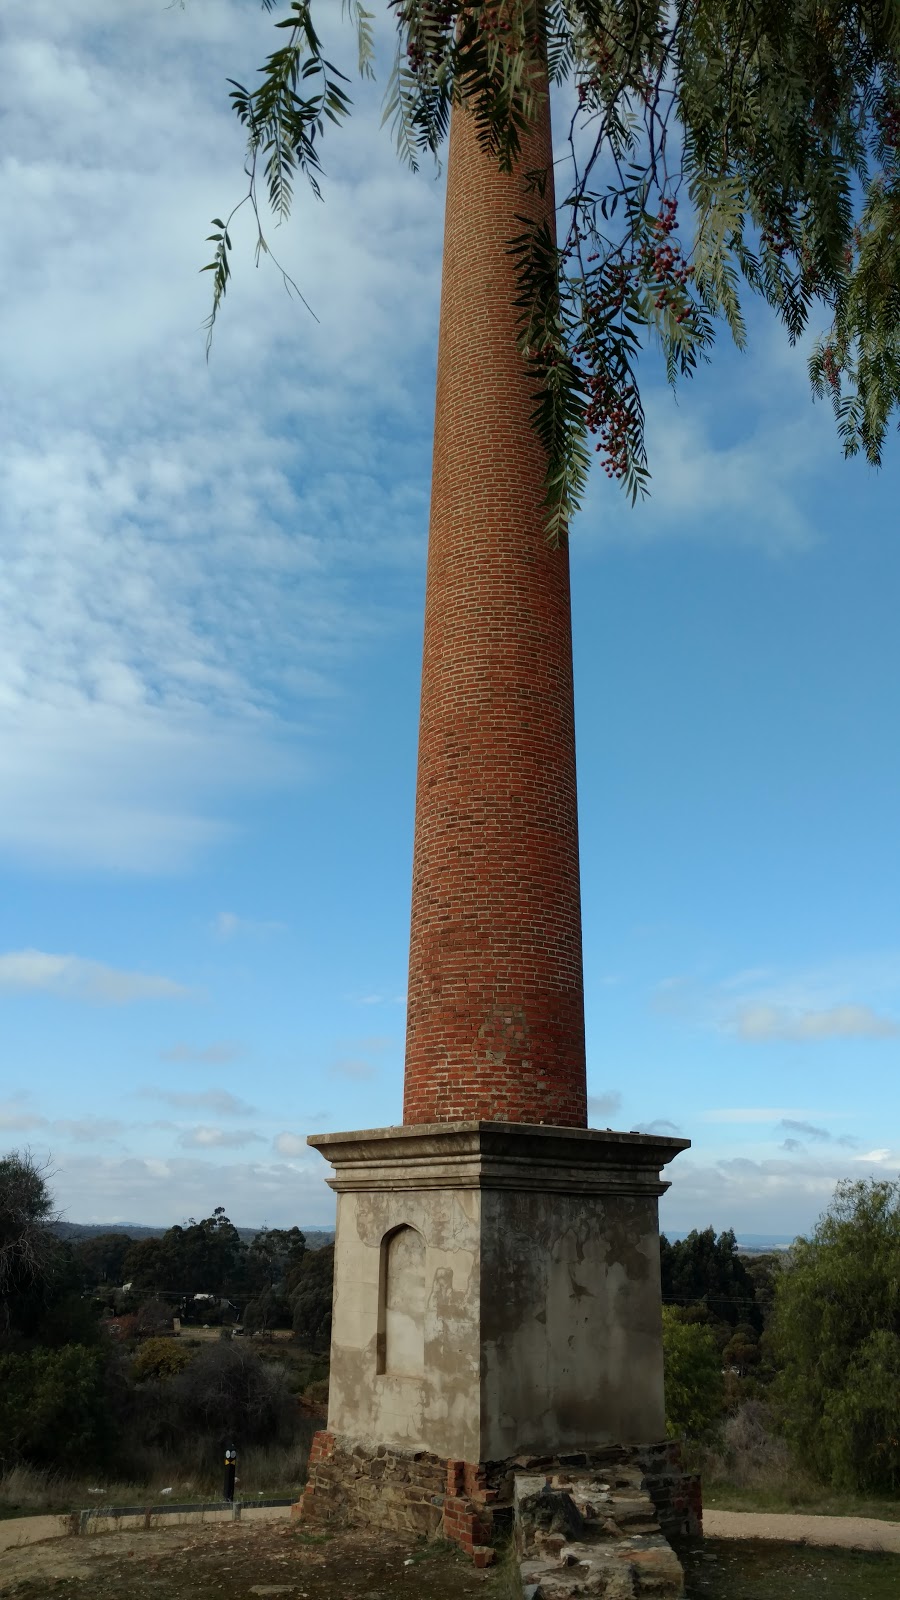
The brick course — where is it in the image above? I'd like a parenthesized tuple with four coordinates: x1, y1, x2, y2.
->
(403, 70, 587, 1128)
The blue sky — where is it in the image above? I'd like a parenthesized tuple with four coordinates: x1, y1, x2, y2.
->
(2, 0, 898, 1238)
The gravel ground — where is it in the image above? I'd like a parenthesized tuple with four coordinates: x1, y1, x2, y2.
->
(0, 1522, 493, 1599)
(703, 1509, 900, 1552)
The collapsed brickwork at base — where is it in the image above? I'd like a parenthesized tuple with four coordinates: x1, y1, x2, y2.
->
(293, 1432, 701, 1570)
(516, 1466, 686, 1598)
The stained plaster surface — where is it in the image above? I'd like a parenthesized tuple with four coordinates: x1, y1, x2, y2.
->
(313, 1123, 687, 1464)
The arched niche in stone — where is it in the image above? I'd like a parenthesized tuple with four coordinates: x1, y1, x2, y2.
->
(376, 1224, 425, 1376)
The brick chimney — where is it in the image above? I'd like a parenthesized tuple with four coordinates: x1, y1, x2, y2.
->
(403, 72, 587, 1128)
(299, 59, 691, 1561)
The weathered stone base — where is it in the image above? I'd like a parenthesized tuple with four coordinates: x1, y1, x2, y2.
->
(516, 1465, 686, 1598)
(293, 1431, 701, 1570)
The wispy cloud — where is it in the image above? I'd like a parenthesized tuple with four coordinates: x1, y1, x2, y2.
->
(54, 1118, 126, 1144)
(0, 950, 192, 1004)
(0, 0, 440, 874)
(656, 954, 900, 1044)
(329, 1058, 377, 1081)
(274, 1132, 308, 1157)
(778, 1118, 831, 1142)
(0, 1097, 46, 1132)
(138, 1088, 256, 1118)
(735, 1003, 900, 1041)
(702, 1107, 841, 1124)
(588, 1091, 622, 1121)
(177, 1126, 265, 1150)
(159, 1042, 242, 1064)
(212, 911, 287, 940)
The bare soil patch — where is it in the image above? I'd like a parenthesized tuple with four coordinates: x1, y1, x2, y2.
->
(0, 1521, 489, 1600)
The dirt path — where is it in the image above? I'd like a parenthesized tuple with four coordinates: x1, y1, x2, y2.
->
(704, 1508, 900, 1552)
(0, 1519, 491, 1598)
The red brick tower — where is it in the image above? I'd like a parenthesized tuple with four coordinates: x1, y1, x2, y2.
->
(403, 76, 587, 1129)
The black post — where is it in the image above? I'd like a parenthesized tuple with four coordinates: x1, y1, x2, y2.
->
(223, 1446, 237, 1503)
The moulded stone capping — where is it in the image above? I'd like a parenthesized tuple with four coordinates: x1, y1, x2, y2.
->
(309, 1121, 689, 1197)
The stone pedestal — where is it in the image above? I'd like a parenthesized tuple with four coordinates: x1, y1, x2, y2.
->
(296, 1123, 694, 1554)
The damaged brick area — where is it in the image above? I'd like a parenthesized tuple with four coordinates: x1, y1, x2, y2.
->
(296, 1433, 700, 1584)
(516, 1465, 685, 1598)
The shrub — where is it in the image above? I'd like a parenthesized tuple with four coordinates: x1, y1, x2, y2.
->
(172, 1341, 296, 1447)
(0, 1345, 108, 1469)
(662, 1307, 724, 1438)
(772, 1178, 900, 1493)
(132, 1338, 194, 1382)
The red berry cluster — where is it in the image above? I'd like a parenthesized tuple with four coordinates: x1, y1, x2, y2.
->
(639, 198, 694, 320)
(821, 344, 841, 391)
(879, 100, 900, 150)
(583, 366, 637, 481)
(397, 0, 457, 74)
(761, 225, 792, 259)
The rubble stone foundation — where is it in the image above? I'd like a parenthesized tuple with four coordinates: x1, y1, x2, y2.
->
(294, 1431, 701, 1570)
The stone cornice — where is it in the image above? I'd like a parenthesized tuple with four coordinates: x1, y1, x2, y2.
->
(308, 1121, 689, 1197)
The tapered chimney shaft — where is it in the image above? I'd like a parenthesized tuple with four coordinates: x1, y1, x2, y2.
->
(403, 79, 587, 1127)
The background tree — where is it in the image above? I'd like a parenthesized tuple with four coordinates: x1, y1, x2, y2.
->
(660, 1228, 762, 1330)
(72, 1231, 135, 1291)
(243, 1225, 306, 1297)
(124, 1208, 246, 1303)
(772, 1177, 900, 1493)
(289, 1243, 335, 1352)
(0, 1150, 60, 1337)
(207, 2, 900, 541)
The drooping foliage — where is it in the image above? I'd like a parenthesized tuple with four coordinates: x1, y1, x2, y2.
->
(206, 1, 900, 541)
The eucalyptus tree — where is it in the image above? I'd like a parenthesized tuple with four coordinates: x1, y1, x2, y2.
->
(206, 1, 900, 539)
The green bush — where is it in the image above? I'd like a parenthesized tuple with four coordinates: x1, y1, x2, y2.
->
(662, 1307, 724, 1438)
(772, 1178, 900, 1493)
(132, 1338, 194, 1382)
(0, 1345, 108, 1469)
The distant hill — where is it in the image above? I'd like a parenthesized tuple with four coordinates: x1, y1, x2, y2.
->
(51, 1221, 335, 1248)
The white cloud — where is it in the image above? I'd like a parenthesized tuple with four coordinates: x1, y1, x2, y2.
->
(44, 1151, 335, 1228)
(581, 354, 827, 556)
(0, 949, 191, 1003)
(139, 1088, 256, 1117)
(661, 1147, 900, 1237)
(177, 1126, 265, 1149)
(0, 1, 441, 873)
(735, 1003, 900, 1041)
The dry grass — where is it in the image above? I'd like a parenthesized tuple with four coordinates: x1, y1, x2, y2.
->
(0, 1435, 313, 1521)
(695, 1403, 900, 1522)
